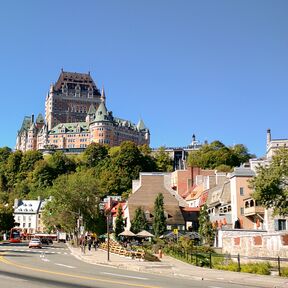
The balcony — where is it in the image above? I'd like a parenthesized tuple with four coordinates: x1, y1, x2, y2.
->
(244, 205, 265, 216)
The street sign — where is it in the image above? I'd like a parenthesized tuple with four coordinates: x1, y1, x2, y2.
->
(173, 229, 178, 235)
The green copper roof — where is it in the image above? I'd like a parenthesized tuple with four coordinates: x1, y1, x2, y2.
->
(94, 102, 109, 121)
(137, 119, 146, 131)
(20, 116, 33, 132)
(87, 104, 96, 115)
(49, 122, 89, 134)
(36, 113, 44, 124)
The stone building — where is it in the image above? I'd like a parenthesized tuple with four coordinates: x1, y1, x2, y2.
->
(16, 70, 150, 152)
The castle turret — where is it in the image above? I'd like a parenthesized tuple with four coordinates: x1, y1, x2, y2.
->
(266, 128, 271, 148)
(100, 86, 106, 103)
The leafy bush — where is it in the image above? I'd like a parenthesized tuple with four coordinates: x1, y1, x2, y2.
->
(214, 262, 239, 272)
(280, 267, 288, 277)
(241, 262, 271, 275)
(214, 261, 271, 275)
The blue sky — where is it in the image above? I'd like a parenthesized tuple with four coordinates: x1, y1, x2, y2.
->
(0, 0, 287, 157)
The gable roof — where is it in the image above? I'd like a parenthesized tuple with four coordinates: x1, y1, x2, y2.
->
(128, 173, 187, 225)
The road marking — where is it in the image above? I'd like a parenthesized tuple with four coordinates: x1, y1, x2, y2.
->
(0, 256, 159, 288)
(101, 272, 148, 280)
(55, 263, 75, 269)
(208, 286, 224, 288)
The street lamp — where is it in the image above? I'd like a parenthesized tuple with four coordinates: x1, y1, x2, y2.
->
(107, 212, 110, 261)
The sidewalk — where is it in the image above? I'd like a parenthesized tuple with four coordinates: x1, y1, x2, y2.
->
(67, 244, 288, 288)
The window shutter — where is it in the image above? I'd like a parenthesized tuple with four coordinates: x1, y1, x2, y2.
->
(274, 219, 279, 231)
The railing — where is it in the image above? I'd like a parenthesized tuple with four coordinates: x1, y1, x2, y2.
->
(163, 246, 288, 277)
(244, 206, 265, 216)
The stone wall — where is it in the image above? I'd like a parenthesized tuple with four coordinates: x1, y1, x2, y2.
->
(218, 229, 288, 258)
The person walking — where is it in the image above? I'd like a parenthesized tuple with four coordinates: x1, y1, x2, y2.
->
(88, 237, 92, 251)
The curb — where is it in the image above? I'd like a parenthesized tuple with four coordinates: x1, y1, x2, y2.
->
(67, 244, 288, 287)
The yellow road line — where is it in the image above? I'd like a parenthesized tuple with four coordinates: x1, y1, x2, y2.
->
(0, 255, 160, 288)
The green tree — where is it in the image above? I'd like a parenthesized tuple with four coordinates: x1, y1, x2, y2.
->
(198, 204, 215, 245)
(97, 141, 156, 197)
(47, 151, 76, 177)
(42, 169, 103, 233)
(188, 141, 254, 170)
(130, 207, 148, 234)
(0, 147, 12, 164)
(152, 193, 166, 237)
(154, 147, 173, 172)
(83, 143, 109, 168)
(5, 150, 23, 187)
(250, 148, 288, 216)
(31, 160, 55, 189)
(0, 205, 15, 232)
(114, 205, 125, 239)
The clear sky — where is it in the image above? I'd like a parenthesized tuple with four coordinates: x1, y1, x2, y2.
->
(0, 0, 287, 157)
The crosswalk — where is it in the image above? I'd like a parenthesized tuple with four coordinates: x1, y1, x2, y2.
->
(0, 247, 71, 256)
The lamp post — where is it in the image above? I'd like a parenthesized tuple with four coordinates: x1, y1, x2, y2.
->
(107, 212, 110, 261)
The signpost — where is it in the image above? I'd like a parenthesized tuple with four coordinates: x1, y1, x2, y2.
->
(173, 228, 179, 242)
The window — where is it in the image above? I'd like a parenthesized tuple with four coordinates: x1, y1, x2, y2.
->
(275, 219, 287, 231)
(240, 187, 244, 196)
(240, 207, 244, 215)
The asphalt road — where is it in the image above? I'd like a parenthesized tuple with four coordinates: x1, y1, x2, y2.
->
(0, 242, 263, 288)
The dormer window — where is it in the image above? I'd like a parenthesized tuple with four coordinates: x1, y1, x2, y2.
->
(75, 84, 81, 97)
(62, 83, 68, 96)
(88, 86, 93, 98)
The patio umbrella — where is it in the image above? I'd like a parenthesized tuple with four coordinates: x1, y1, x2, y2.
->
(119, 230, 136, 237)
(136, 230, 155, 238)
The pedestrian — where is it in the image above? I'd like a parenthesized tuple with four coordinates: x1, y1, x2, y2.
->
(93, 239, 98, 251)
(88, 237, 92, 251)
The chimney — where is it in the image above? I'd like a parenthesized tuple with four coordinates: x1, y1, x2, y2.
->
(14, 198, 19, 209)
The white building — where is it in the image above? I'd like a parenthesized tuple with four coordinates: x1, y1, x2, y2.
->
(14, 198, 47, 234)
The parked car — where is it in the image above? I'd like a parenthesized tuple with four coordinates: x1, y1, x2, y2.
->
(28, 238, 42, 248)
(40, 238, 50, 245)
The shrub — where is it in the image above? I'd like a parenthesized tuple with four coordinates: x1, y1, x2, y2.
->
(214, 262, 239, 272)
(241, 262, 271, 275)
(280, 267, 288, 277)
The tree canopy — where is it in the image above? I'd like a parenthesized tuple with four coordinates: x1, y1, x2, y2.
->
(0, 141, 173, 233)
(250, 148, 288, 216)
(187, 141, 254, 171)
